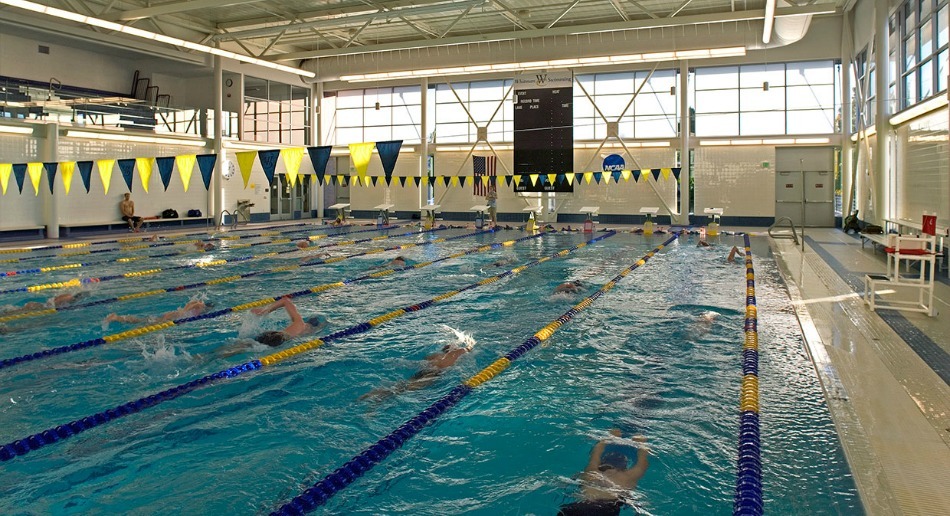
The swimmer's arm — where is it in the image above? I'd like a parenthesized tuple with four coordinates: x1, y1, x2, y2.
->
(252, 297, 304, 325)
(584, 438, 609, 473)
(625, 437, 650, 483)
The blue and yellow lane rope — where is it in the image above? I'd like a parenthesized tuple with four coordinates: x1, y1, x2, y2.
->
(734, 234, 761, 516)
(270, 232, 680, 514)
(0, 222, 392, 270)
(0, 227, 469, 324)
(0, 232, 616, 462)
(0, 224, 417, 296)
(0, 229, 539, 369)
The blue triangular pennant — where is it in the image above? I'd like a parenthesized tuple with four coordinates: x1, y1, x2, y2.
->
(44, 162, 58, 195)
(12, 164, 26, 194)
(258, 149, 280, 185)
(398, 176, 407, 187)
(673, 167, 682, 181)
(375, 140, 402, 186)
(611, 171, 622, 183)
(117, 159, 135, 192)
(651, 169, 661, 181)
(593, 172, 602, 184)
(196, 154, 217, 190)
(306, 146, 332, 186)
(632, 169, 642, 182)
(156, 156, 175, 191)
(77, 161, 93, 193)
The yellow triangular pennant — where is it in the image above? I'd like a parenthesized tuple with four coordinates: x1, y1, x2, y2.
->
(513, 175, 522, 185)
(661, 168, 672, 180)
(529, 174, 539, 186)
(337, 175, 345, 186)
(350, 175, 359, 186)
(136, 157, 153, 193)
(97, 159, 114, 194)
(450, 176, 460, 187)
(481, 175, 489, 187)
(621, 170, 631, 182)
(236, 151, 257, 189)
(547, 173, 556, 185)
(0, 163, 11, 195)
(281, 148, 304, 189)
(422, 176, 429, 186)
(363, 176, 372, 187)
(60, 161, 75, 196)
(27, 162, 43, 196)
(640, 169, 651, 181)
(565, 172, 575, 185)
(176, 155, 196, 192)
(349, 142, 374, 178)
(584, 172, 593, 185)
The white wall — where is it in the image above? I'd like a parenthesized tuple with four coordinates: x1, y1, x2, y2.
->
(694, 146, 777, 218)
(895, 109, 949, 228)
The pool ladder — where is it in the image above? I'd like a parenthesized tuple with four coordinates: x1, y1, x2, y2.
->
(769, 217, 800, 246)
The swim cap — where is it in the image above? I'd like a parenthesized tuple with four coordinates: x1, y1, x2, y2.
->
(306, 315, 326, 329)
(255, 331, 286, 347)
(599, 451, 628, 471)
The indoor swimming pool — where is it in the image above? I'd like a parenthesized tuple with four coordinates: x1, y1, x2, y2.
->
(0, 224, 861, 514)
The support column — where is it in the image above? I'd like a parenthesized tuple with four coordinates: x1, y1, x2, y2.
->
(41, 124, 60, 239)
(212, 55, 224, 224)
(313, 81, 323, 218)
(420, 77, 429, 208)
(873, 0, 890, 224)
(841, 13, 853, 222)
(678, 59, 690, 225)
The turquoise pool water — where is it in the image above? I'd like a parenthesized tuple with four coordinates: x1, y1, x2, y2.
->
(0, 226, 861, 514)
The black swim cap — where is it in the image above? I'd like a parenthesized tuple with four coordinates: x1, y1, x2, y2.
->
(599, 451, 628, 471)
(255, 331, 286, 347)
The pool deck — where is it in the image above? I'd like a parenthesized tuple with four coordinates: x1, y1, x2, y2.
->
(768, 228, 950, 516)
(2, 221, 949, 514)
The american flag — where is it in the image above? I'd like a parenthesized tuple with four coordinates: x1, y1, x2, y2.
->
(473, 155, 496, 196)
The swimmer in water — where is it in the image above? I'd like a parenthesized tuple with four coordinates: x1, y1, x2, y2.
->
(554, 280, 584, 295)
(727, 246, 745, 263)
(105, 300, 212, 325)
(360, 330, 475, 401)
(250, 297, 326, 347)
(1, 291, 87, 316)
(558, 429, 649, 516)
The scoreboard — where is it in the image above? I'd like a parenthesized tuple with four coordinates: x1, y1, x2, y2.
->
(513, 71, 574, 193)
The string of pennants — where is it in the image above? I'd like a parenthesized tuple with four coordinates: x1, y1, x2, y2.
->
(0, 138, 680, 195)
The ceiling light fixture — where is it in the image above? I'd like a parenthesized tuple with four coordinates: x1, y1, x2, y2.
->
(0, 0, 315, 78)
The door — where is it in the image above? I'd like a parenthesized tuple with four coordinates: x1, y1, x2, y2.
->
(775, 147, 835, 227)
(270, 174, 313, 220)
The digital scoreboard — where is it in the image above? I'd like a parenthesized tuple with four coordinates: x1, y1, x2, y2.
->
(513, 71, 574, 193)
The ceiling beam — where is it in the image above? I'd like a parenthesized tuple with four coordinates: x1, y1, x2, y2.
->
(267, 4, 838, 62)
(669, 0, 695, 18)
(627, 0, 659, 20)
(211, 0, 487, 41)
(215, 0, 454, 31)
(104, 0, 265, 22)
(547, 0, 583, 29)
(606, 0, 629, 22)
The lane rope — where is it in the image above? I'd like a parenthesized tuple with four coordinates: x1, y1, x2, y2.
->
(733, 234, 761, 516)
(0, 232, 616, 462)
(270, 232, 680, 514)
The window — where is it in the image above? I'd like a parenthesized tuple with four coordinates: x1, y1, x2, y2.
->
(573, 69, 677, 140)
(898, 0, 949, 110)
(433, 80, 513, 143)
(334, 85, 423, 144)
(694, 61, 838, 137)
(243, 77, 310, 145)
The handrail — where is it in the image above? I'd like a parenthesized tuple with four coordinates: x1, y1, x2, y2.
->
(217, 210, 234, 230)
(768, 217, 800, 246)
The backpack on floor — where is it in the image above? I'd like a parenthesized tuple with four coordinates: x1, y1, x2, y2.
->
(161, 209, 179, 219)
(187, 209, 202, 217)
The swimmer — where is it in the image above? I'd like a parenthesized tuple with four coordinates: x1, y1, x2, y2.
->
(697, 238, 711, 247)
(1, 291, 87, 316)
(295, 240, 310, 249)
(194, 241, 216, 251)
(329, 216, 345, 226)
(727, 246, 745, 262)
(361, 335, 474, 401)
(376, 255, 408, 268)
(558, 429, 649, 516)
(249, 297, 326, 347)
(105, 299, 212, 325)
(554, 280, 584, 295)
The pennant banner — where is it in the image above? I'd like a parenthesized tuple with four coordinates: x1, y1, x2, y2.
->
(235, 151, 257, 189)
(375, 140, 402, 186)
(281, 148, 304, 188)
(176, 155, 195, 192)
(307, 146, 332, 185)
(117, 159, 135, 192)
(258, 149, 280, 186)
(672, 167, 682, 181)
(632, 169, 642, 182)
(43, 162, 58, 195)
(196, 154, 217, 191)
(156, 156, 175, 191)
(78, 161, 94, 193)
(135, 157, 153, 193)
(13, 163, 27, 194)
(0, 163, 11, 195)
(349, 142, 374, 179)
(60, 161, 75, 196)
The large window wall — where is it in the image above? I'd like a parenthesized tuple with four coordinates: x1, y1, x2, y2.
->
(573, 69, 678, 140)
(694, 61, 840, 137)
(433, 80, 513, 143)
(897, 0, 949, 110)
(335, 86, 423, 144)
(243, 77, 310, 145)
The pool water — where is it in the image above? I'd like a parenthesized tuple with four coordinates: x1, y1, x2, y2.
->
(0, 226, 861, 514)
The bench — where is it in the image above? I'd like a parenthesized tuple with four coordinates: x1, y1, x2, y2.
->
(860, 232, 890, 251)
(60, 216, 211, 236)
(0, 225, 45, 240)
